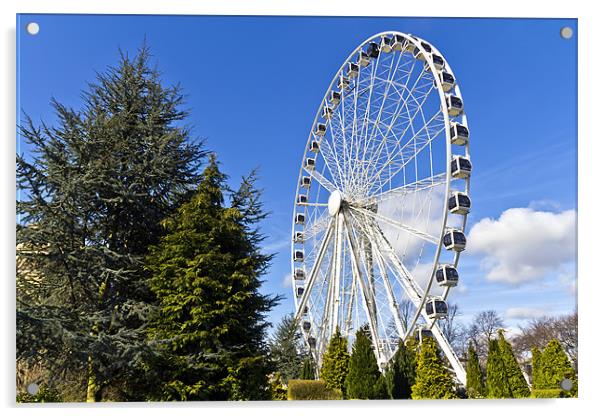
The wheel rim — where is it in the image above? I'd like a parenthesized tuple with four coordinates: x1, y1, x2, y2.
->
(291, 32, 470, 383)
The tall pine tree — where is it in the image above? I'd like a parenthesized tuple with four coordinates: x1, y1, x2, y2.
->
(320, 327, 350, 396)
(345, 328, 381, 399)
(497, 330, 530, 398)
(384, 339, 416, 399)
(300, 357, 316, 380)
(144, 156, 280, 400)
(486, 338, 512, 398)
(466, 342, 486, 398)
(16, 45, 205, 401)
(530, 347, 542, 388)
(268, 314, 305, 383)
(538, 339, 577, 397)
(411, 337, 457, 399)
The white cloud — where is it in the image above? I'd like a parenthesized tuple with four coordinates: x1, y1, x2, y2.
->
(527, 199, 562, 212)
(281, 273, 292, 288)
(378, 183, 446, 263)
(505, 307, 548, 320)
(466, 207, 576, 285)
(557, 269, 577, 294)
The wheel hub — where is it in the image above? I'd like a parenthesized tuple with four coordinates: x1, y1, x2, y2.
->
(328, 190, 342, 216)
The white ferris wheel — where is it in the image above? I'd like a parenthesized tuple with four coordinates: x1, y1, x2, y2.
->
(290, 32, 471, 385)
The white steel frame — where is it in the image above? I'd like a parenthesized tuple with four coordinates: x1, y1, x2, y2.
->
(290, 31, 471, 385)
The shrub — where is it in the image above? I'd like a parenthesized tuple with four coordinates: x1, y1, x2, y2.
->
(320, 328, 350, 395)
(531, 389, 566, 398)
(16, 386, 61, 403)
(411, 337, 457, 399)
(287, 380, 343, 400)
(345, 328, 381, 399)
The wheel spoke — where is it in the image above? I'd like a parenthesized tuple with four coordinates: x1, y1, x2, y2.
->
(349, 205, 439, 245)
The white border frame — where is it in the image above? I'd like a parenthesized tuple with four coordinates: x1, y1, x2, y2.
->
(2, 1, 597, 415)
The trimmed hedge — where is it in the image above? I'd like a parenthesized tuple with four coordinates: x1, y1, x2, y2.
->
(287, 380, 343, 400)
(531, 389, 566, 398)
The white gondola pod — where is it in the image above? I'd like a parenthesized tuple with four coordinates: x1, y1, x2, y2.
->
(296, 286, 305, 297)
(294, 231, 304, 243)
(329, 90, 341, 107)
(302, 321, 311, 331)
(413, 41, 432, 61)
(443, 228, 467, 252)
(446, 95, 464, 117)
(294, 250, 304, 262)
(358, 51, 370, 67)
(448, 191, 471, 215)
(347, 62, 359, 78)
(391, 34, 404, 52)
(295, 213, 306, 225)
(435, 264, 459, 287)
(309, 140, 320, 153)
(307, 336, 316, 348)
(294, 267, 305, 280)
(302, 305, 309, 314)
(297, 194, 308, 204)
(435, 71, 456, 92)
(300, 176, 311, 189)
(449, 122, 469, 146)
(314, 123, 327, 137)
(425, 53, 445, 72)
(305, 157, 316, 171)
(338, 76, 350, 91)
(414, 326, 434, 343)
(425, 298, 448, 319)
(380, 36, 393, 53)
(451, 155, 472, 179)
(366, 42, 380, 58)
(322, 106, 334, 120)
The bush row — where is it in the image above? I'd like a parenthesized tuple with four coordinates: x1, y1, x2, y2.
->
(287, 380, 342, 400)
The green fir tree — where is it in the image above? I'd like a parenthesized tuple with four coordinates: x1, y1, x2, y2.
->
(384, 339, 416, 399)
(301, 357, 316, 380)
(16, 44, 205, 401)
(466, 342, 486, 398)
(497, 330, 530, 398)
(320, 327, 350, 396)
(411, 337, 457, 399)
(373, 375, 389, 400)
(486, 339, 512, 398)
(345, 328, 381, 399)
(539, 339, 577, 397)
(530, 347, 542, 389)
(145, 156, 280, 400)
(268, 314, 305, 383)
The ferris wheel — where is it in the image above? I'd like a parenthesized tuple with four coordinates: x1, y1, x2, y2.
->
(290, 32, 471, 385)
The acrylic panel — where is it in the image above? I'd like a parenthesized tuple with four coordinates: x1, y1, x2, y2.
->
(16, 14, 577, 402)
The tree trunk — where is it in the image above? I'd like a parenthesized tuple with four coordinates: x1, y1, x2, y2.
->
(86, 356, 98, 402)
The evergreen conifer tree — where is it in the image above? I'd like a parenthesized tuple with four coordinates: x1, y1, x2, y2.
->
(486, 339, 512, 398)
(144, 156, 280, 400)
(466, 342, 486, 398)
(530, 347, 542, 389)
(300, 357, 316, 380)
(497, 330, 530, 398)
(539, 339, 577, 397)
(16, 45, 205, 401)
(320, 327, 350, 396)
(411, 337, 456, 399)
(373, 375, 389, 400)
(268, 314, 304, 383)
(345, 328, 381, 399)
(384, 339, 416, 399)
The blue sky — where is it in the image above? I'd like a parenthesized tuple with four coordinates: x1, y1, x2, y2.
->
(17, 14, 577, 334)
